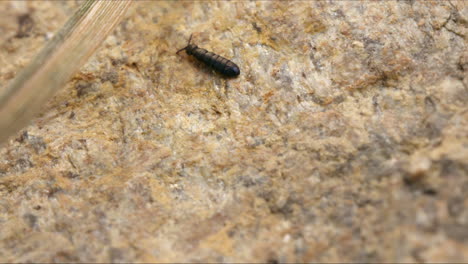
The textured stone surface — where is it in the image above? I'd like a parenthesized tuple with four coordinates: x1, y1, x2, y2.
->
(0, 1, 467, 262)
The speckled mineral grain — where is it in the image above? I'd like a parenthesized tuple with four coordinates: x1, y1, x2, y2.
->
(0, 1, 467, 262)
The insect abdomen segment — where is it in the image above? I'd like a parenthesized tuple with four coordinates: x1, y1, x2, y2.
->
(177, 35, 240, 78)
(192, 48, 239, 77)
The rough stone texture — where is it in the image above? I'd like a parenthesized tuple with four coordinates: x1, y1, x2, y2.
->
(0, 1, 467, 262)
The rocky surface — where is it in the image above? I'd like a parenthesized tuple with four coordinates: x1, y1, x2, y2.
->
(0, 1, 467, 262)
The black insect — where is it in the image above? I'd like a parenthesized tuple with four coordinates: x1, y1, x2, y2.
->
(176, 34, 240, 77)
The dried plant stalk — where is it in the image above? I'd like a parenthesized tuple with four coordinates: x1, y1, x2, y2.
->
(0, 0, 132, 145)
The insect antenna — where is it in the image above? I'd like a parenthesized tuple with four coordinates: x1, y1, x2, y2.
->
(176, 34, 193, 54)
(176, 46, 186, 54)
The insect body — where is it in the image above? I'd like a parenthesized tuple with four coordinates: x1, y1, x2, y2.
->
(176, 34, 240, 77)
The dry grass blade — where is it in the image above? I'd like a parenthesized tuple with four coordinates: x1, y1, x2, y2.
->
(0, 0, 133, 145)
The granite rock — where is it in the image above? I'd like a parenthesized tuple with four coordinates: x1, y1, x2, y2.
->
(0, 1, 467, 262)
